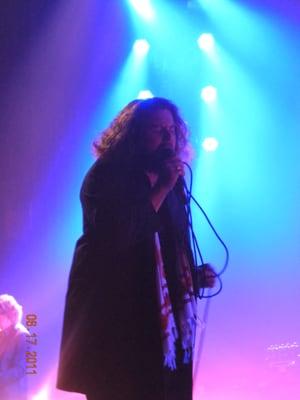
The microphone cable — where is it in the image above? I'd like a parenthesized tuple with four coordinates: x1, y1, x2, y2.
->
(182, 161, 230, 299)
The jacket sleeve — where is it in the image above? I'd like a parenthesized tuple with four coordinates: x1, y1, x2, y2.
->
(80, 161, 160, 253)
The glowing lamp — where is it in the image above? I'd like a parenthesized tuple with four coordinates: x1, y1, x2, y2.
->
(201, 85, 217, 103)
(133, 39, 150, 56)
(197, 33, 215, 52)
(137, 90, 154, 99)
(128, 0, 155, 21)
(202, 137, 219, 152)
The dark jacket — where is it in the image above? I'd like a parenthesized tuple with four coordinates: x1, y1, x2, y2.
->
(56, 158, 195, 400)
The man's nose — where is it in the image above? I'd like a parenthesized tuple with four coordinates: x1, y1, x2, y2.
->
(161, 127, 171, 141)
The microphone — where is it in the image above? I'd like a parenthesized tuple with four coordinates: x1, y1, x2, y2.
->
(141, 147, 189, 203)
(144, 147, 175, 173)
(150, 147, 189, 204)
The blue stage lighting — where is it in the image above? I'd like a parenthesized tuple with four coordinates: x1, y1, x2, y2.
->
(202, 137, 219, 152)
(137, 90, 154, 99)
(201, 85, 217, 103)
(133, 39, 150, 56)
(128, 0, 155, 21)
(197, 33, 215, 52)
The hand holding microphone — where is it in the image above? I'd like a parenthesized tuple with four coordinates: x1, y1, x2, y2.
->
(149, 147, 185, 211)
(151, 147, 185, 192)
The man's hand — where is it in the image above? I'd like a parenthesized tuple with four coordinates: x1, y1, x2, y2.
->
(162, 155, 185, 190)
(196, 263, 217, 288)
(150, 154, 184, 211)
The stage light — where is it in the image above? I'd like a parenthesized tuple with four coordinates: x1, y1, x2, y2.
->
(128, 0, 155, 21)
(202, 137, 219, 152)
(201, 85, 217, 103)
(197, 33, 215, 52)
(133, 39, 150, 56)
(137, 90, 154, 99)
(32, 385, 49, 400)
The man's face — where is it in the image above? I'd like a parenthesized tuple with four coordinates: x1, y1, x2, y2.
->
(143, 109, 177, 153)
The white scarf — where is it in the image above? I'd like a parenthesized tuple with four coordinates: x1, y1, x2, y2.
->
(154, 232, 197, 370)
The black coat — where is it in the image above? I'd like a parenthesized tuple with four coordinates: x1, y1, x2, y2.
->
(56, 158, 196, 400)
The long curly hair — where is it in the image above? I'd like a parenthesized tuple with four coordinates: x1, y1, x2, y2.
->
(93, 97, 191, 163)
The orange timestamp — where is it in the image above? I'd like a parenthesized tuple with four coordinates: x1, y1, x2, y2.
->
(25, 314, 38, 375)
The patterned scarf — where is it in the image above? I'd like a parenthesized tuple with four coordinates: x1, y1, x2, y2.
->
(154, 232, 197, 370)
